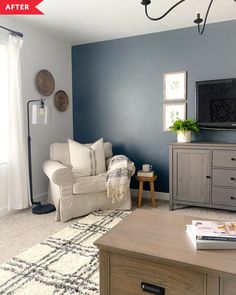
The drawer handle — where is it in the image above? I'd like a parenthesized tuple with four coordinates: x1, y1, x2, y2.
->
(231, 158, 236, 161)
(230, 196, 236, 200)
(230, 177, 236, 181)
(141, 282, 165, 295)
(206, 176, 211, 179)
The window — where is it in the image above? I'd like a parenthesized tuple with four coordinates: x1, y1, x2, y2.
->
(0, 41, 8, 163)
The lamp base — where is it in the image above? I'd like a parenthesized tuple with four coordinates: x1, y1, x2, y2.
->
(32, 203, 56, 215)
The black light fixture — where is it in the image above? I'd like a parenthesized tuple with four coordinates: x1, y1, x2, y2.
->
(141, 0, 229, 35)
(193, 0, 213, 35)
(27, 99, 55, 214)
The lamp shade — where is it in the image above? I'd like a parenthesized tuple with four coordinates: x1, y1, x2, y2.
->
(32, 103, 50, 125)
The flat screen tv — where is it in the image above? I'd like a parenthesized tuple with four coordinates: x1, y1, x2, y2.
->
(196, 78, 236, 129)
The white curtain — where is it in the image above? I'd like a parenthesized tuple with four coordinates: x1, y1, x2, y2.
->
(0, 31, 8, 163)
(7, 34, 29, 210)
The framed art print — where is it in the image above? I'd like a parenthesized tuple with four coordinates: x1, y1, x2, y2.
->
(163, 71, 187, 101)
(163, 102, 186, 131)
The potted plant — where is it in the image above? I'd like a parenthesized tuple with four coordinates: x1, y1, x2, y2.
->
(169, 118, 200, 143)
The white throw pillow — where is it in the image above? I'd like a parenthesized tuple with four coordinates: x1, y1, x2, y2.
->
(68, 138, 106, 176)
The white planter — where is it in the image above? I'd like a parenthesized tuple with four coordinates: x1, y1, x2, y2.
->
(177, 131, 192, 143)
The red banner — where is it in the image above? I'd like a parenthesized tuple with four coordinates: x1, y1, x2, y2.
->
(0, 0, 43, 14)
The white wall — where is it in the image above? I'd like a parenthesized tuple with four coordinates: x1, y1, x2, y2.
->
(0, 16, 73, 214)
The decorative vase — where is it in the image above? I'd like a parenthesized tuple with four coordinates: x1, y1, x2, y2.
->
(177, 131, 192, 143)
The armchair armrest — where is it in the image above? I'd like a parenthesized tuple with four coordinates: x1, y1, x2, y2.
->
(107, 155, 135, 176)
(106, 157, 112, 170)
(43, 160, 73, 186)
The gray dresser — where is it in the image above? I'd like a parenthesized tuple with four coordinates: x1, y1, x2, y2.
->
(169, 142, 236, 211)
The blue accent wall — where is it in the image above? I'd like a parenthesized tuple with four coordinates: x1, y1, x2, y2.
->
(72, 20, 236, 192)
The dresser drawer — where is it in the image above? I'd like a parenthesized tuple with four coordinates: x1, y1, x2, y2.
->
(213, 169, 236, 188)
(212, 187, 236, 207)
(109, 253, 205, 295)
(213, 150, 236, 168)
(221, 277, 236, 295)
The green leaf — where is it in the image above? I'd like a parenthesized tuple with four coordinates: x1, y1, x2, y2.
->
(169, 118, 200, 134)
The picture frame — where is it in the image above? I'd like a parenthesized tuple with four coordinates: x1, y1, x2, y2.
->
(163, 102, 186, 132)
(163, 71, 187, 101)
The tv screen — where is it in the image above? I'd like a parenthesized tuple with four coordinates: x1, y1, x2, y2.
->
(196, 78, 236, 129)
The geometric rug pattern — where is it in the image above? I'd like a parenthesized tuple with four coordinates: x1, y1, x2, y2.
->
(0, 210, 129, 295)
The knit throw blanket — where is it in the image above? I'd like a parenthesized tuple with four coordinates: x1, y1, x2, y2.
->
(106, 155, 135, 203)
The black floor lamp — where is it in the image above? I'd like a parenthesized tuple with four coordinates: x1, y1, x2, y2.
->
(27, 99, 55, 214)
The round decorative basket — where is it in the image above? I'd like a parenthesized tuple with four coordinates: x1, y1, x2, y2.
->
(35, 69, 55, 96)
(54, 90, 69, 112)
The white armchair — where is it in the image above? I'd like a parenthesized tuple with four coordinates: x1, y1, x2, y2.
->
(43, 142, 132, 222)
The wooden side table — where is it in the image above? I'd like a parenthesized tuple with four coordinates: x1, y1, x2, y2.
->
(135, 175, 157, 208)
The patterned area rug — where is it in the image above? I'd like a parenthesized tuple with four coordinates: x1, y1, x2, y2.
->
(0, 210, 129, 295)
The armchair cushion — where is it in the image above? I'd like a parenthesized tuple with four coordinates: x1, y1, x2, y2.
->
(68, 138, 106, 176)
(73, 173, 106, 194)
(50, 141, 113, 168)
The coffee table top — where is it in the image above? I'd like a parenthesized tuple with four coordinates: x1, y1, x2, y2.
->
(95, 209, 236, 276)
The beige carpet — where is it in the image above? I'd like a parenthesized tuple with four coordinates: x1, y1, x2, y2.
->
(142, 198, 236, 220)
(0, 197, 236, 264)
(0, 208, 82, 264)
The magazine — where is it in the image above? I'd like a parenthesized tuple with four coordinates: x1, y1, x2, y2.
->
(191, 220, 236, 241)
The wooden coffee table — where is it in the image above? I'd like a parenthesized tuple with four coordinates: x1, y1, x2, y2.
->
(95, 210, 236, 295)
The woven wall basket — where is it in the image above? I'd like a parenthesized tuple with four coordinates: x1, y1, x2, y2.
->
(54, 90, 69, 112)
(35, 69, 55, 96)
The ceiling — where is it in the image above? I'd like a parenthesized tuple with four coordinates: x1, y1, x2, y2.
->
(14, 0, 236, 45)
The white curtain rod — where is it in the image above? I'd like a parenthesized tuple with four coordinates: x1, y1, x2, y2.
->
(0, 25, 23, 38)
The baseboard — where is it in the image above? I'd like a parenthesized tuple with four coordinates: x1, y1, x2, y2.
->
(131, 189, 169, 201)
(0, 193, 48, 218)
(34, 193, 47, 203)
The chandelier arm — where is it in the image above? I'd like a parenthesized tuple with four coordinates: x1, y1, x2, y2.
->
(144, 0, 187, 21)
(197, 0, 214, 35)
